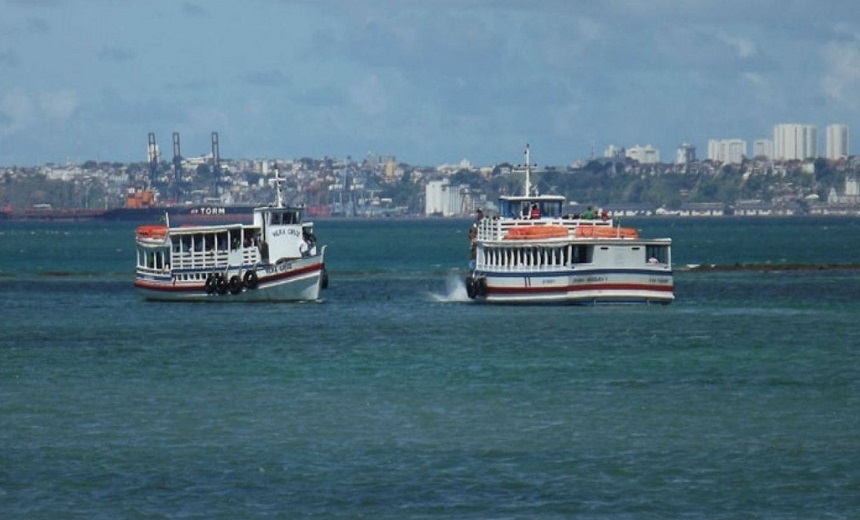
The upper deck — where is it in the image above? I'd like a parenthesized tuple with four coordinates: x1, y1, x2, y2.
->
(474, 214, 616, 242)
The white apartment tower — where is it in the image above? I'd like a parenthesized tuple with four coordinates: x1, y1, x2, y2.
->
(774, 124, 817, 160)
(425, 179, 469, 217)
(826, 124, 849, 159)
(753, 139, 773, 160)
(707, 139, 747, 164)
(625, 144, 660, 164)
(676, 143, 696, 165)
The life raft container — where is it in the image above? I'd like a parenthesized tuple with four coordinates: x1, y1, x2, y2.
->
(503, 225, 569, 240)
(136, 225, 168, 239)
(574, 226, 639, 239)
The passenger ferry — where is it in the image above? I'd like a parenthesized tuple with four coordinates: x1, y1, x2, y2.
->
(133, 166, 327, 302)
(465, 146, 673, 305)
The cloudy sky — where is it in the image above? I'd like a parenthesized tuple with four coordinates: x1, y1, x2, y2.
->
(1, 0, 859, 167)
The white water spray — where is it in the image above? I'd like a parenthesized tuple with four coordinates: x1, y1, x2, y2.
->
(429, 272, 471, 302)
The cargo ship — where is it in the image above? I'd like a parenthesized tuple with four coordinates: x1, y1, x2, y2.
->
(100, 188, 257, 225)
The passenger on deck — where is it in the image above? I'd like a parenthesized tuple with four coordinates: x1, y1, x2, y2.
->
(469, 209, 483, 266)
(301, 230, 317, 256)
(530, 204, 541, 219)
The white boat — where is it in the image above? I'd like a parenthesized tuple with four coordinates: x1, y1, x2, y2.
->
(133, 166, 328, 302)
(465, 145, 674, 305)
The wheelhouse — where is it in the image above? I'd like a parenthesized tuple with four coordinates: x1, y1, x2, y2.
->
(497, 195, 565, 219)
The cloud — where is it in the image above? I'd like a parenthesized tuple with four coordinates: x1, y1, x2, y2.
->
(716, 31, 758, 59)
(242, 69, 290, 88)
(25, 17, 50, 34)
(98, 46, 136, 63)
(821, 41, 860, 107)
(181, 2, 208, 18)
(0, 88, 79, 141)
(348, 74, 387, 116)
(40, 90, 79, 119)
(0, 90, 37, 136)
(0, 50, 19, 67)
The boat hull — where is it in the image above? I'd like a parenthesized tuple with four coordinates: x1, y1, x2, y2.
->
(466, 268, 674, 305)
(134, 255, 327, 302)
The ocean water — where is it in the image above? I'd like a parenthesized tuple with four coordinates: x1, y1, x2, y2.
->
(1, 217, 859, 518)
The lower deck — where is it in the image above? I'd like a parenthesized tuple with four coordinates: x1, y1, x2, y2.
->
(469, 237, 673, 304)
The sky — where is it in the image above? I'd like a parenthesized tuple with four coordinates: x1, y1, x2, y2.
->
(1, 0, 860, 168)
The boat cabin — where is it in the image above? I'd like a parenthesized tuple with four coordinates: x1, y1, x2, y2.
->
(135, 205, 318, 280)
(477, 240, 672, 272)
(498, 195, 565, 220)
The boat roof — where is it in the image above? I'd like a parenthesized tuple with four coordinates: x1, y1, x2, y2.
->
(165, 223, 246, 235)
(499, 195, 566, 202)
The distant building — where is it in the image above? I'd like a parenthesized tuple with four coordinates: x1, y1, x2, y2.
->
(676, 143, 696, 165)
(625, 144, 660, 164)
(752, 139, 773, 160)
(707, 139, 746, 164)
(774, 124, 817, 160)
(425, 179, 469, 216)
(826, 124, 849, 159)
(603, 145, 623, 158)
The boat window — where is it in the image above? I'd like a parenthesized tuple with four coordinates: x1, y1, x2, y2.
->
(571, 245, 592, 264)
(646, 245, 669, 264)
(540, 201, 562, 218)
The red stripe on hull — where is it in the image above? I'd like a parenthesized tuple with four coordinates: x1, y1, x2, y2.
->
(134, 263, 323, 293)
(490, 283, 674, 295)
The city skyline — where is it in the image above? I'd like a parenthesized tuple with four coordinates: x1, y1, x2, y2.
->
(2, 1, 860, 167)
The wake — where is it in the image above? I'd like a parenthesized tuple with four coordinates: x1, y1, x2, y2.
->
(429, 273, 471, 303)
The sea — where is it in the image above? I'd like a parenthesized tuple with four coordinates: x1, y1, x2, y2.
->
(1, 216, 859, 519)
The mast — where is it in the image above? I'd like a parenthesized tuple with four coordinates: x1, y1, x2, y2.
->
(274, 162, 284, 208)
(524, 143, 531, 197)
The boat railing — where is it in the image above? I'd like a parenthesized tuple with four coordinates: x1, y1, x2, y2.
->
(475, 243, 570, 273)
(475, 216, 614, 241)
(170, 250, 230, 270)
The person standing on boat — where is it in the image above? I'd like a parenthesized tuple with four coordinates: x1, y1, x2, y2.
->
(530, 204, 541, 219)
(583, 206, 595, 219)
(469, 209, 483, 268)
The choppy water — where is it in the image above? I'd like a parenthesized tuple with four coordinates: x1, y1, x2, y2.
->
(1, 217, 859, 518)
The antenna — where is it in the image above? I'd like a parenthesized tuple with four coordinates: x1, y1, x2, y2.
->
(172, 132, 183, 201)
(273, 162, 284, 208)
(524, 144, 531, 197)
(147, 132, 158, 187)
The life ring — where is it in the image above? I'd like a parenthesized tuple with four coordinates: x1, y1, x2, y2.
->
(216, 274, 228, 295)
(228, 275, 243, 294)
(243, 270, 259, 290)
(476, 277, 488, 297)
(204, 274, 218, 294)
(465, 277, 477, 299)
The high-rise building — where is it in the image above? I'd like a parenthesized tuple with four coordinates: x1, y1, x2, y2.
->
(625, 144, 660, 164)
(774, 124, 817, 160)
(676, 143, 696, 165)
(752, 139, 773, 160)
(707, 139, 746, 164)
(425, 179, 469, 216)
(826, 124, 849, 159)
